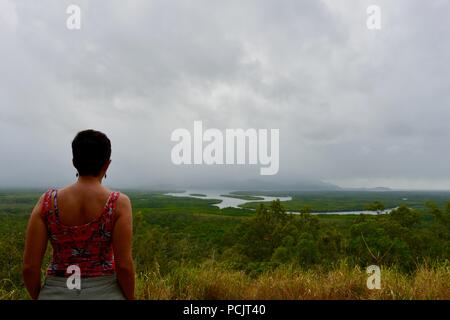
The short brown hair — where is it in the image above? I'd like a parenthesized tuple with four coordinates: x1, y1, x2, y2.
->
(72, 129, 111, 176)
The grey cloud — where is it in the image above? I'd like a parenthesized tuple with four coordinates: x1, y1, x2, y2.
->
(0, 0, 449, 189)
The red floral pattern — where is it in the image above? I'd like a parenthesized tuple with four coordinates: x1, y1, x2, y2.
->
(40, 189, 120, 277)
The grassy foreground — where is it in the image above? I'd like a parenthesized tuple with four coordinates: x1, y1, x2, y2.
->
(1, 190, 450, 300)
(137, 261, 450, 300)
(2, 261, 449, 300)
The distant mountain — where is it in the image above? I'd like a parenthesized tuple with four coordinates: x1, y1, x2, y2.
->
(184, 178, 342, 191)
(343, 186, 392, 192)
(121, 179, 393, 192)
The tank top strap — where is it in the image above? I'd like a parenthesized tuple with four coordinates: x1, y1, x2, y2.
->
(104, 191, 120, 216)
(52, 189, 61, 224)
(40, 188, 57, 220)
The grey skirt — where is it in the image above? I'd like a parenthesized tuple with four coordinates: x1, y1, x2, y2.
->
(38, 275, 125, 300)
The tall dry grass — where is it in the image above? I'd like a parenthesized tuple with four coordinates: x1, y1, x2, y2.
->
(2, 261, 449, 300)
(136, 261, 450, 300)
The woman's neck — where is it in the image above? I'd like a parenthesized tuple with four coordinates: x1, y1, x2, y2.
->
(77, 175, 103, 185)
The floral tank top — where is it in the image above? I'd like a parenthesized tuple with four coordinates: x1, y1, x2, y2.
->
(40, 189, 120, 277)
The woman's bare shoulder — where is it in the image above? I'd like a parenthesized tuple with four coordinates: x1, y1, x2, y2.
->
(117, 191, 130, 202)
(116, 192, 132, 215)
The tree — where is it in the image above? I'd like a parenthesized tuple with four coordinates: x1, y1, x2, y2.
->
(365, 201, 385, 214)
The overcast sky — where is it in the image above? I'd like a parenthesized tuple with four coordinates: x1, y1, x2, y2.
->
(1, 0, 449, 190)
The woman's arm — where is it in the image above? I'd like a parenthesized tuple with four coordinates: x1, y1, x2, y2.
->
(112, 194, 135, 300)
(23, 195, 48, 300)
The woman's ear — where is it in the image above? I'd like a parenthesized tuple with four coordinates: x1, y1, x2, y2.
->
(103, 159, 112, 173)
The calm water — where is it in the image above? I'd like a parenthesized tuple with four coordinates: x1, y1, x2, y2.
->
(165, 190, 396, 214)
(165, 190, 292, 209)
(297, 208, 396, 215)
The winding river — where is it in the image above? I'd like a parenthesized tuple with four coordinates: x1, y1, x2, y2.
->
(165, 190, 395, 214)
(165, 190, 291, 209)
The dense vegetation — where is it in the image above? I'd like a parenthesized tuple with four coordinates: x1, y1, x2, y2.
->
(238, 190, 450, 212)
(0, 190, 449, 299)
